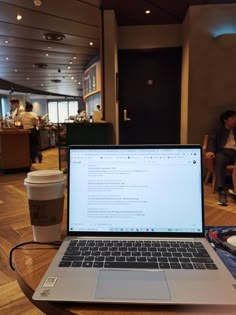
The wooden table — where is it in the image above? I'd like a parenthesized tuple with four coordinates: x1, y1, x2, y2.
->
(13, 242, 236, 315)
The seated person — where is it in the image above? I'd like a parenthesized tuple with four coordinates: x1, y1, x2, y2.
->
(74, 109, 87, 122)
(93, 104, 102, 122)
(206, 110, 236, 206)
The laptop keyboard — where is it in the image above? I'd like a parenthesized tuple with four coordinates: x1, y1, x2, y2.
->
(58, 239, 217, 270)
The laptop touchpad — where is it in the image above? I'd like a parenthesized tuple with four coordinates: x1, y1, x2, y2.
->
(95, 270, 171, 300)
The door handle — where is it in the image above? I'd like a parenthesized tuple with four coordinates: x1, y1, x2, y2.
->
(123, 109, 131, 121)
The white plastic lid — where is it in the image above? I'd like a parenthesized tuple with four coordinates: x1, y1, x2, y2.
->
(24, 170, 64, 184)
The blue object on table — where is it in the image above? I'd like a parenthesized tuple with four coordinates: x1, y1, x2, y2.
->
(205, 226, 236, 279)
(215, 249, 236, 278)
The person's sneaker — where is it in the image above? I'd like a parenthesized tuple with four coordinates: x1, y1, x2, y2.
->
(217, 191, 228, 206)
(228, 189, 236, 198)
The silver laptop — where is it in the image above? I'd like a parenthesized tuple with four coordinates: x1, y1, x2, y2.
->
(33, 144, 236, 305)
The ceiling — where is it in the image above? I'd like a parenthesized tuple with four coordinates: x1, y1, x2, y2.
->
(0, 0, 101, 97)
(103, 0, 236, 26)
(1, 0, 236, 97)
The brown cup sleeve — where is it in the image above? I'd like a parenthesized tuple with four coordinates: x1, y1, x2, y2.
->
(28, 196, 64, 226)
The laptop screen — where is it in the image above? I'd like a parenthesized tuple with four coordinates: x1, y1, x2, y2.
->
(67, 145, 204, 236)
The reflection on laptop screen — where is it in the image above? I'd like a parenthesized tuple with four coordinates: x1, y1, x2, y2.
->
(68, 146, 203, 234)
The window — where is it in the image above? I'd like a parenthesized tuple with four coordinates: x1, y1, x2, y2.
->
(58, 101, 68, 123)
(48, 102, 58, 123)
(48, 100, 79, 123)
(68, 101, 78, 118)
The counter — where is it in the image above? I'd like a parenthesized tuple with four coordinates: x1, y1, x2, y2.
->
(39, 129, 56, 150)
(58, 122, 114, 170)
(65, 122, 114, 145)
(0, 128, 30, 171)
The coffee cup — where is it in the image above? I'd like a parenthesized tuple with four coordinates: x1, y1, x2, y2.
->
(24, 170, 65, 242)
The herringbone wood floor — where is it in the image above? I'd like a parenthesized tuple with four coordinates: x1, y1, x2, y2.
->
(0, 148, 235, 314)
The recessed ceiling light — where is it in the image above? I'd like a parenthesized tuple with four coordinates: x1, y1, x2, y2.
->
(51, 79, 61, 83)
(41, 83, 44, 86)
(43, 32, 65, 41)
(71, 76, 74, 80)
(89, 42, 94, 46)
(78, 82, 81, 85)
(17, 14, 22, 20)
(34, 63, 48, 69)
(34, 0, 42, 6)
(5, 57, 9, 60)
(73, 56, 77, 59)
(67, 66, 71, 69)
(45, 53, 49, 56)
(69, 61, 72, 64)
(145, 10, 151, 14)
(27, 77, 30, 80)
(14, 69, 18, 72)
(4, 40, 9, 44)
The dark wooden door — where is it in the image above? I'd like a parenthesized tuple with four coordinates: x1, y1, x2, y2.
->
(118, 48, 181, 144)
